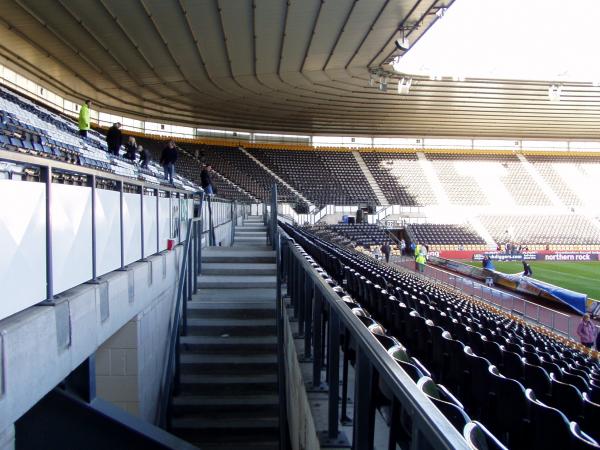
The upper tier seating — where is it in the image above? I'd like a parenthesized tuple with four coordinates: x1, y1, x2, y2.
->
(361, 151, 436, 206)
(527, 155, 600, 207)
(425, 153, 552, 206)
(136, 137, 254, 203)
(406, 223, 486, 247)
(0, 85, 197, 190)
(282, 223, 600, 448)
(479, 215, 600, 246)
(248, 148, 378, 206)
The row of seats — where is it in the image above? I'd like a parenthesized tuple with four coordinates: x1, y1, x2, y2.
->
(249, 148, 378, 207)
(406, 223, 486, 246)
(282, 223, 600, 449)
(479, 215, 600, 245)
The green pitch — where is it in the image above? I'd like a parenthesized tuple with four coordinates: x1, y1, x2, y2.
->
(459, 260, 600, 300)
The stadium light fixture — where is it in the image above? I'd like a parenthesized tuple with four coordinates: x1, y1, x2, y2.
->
(398, 78, 412, 94)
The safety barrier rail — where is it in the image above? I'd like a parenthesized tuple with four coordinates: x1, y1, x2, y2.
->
(394, 258, 578, 340)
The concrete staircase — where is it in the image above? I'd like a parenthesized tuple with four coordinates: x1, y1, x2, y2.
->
(170, 216, 280, 450)
(352, 150, 390, 205)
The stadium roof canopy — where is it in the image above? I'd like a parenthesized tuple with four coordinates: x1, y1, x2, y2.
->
(1, 0, 600, 138)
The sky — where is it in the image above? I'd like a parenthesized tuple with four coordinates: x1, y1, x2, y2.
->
(392, 0, 600, 83)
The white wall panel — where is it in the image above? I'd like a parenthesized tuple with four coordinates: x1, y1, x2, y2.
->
(0, 180, 46, 320)
(96, 189, 121, 276)
(180, 198, 189, 240)
(52, 184, 93, 294)
(158, 197, 170, 251)
(143, 195, 158, 257)
(123, 193, 142, 265)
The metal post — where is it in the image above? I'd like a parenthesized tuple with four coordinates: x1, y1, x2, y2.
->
(156, 189, 160, 252)
(353, 348, 375, 450)
(119, 180, 125, 270)
(140, 187, 145, 260)
(42, 166, 54, 302)
(88, 174, 98, 281)
(327, 310, 340, 440)
(312, 288, 324, 388)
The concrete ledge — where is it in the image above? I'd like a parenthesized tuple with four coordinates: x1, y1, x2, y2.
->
(0, 246, 182, 432)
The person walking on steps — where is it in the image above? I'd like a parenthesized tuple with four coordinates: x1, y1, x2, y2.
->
(124, 136, 137, 161)
(160, 140, 178, 184)
(78, 99, 91, 138)
(139, 145, 149, 169)
(201, 163, 215, 195)
(106, 122, 122, 156)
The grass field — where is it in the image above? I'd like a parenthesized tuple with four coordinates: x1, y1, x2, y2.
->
(459, 260, 600, 300)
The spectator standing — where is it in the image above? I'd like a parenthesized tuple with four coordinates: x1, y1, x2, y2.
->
(415, 253, 426, 273)
(410, 242, 416, 256)
(106, 122, 122, 156)
(78, 99, 91, 137)
(400, 239, 406, 256)
(160, 140, 178, 184)
(576, 314, 596, 348)
(139, 145, 149, 169)
(381, 242, 391, 263)
(124, 136, 137, 161)
(522, 261, 533, 277)
(201, 164, 215, 195)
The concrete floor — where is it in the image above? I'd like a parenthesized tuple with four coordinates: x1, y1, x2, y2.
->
(286, 290, 400, 450)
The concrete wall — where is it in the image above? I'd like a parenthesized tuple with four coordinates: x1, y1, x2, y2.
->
(95, 278, 173, 422)
(0, 246, 181, 436)
(283, 307, 320, 450)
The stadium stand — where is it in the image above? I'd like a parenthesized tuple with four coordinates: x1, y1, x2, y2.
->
(479, 215, 600, 248)
(360, 151, 436, 206)
(282, 222, 600, 448)
(248, 148, 378, 206)
(405, 223, 487, 250)
(527, 154, 599, 206)
(0, 86, 198, 191)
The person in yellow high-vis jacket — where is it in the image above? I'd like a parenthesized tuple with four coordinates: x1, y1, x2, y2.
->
(415, 253, 426, 273)
(78, 99, 91, 137)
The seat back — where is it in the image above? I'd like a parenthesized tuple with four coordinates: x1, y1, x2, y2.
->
(463, 421, 509, 450)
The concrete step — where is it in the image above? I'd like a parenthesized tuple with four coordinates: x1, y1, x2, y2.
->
(201, 263, 276, 276)
(235, 230, 266, 237)
(196, 275, 276, 289)
(179, 353, 277, 374)
(180, 335, 277, 354)
(186, 318, 276, 336)
(202, 248, 275, 263)
(193, 288, 276, 302)
(236, 226, 266, 232)
(171, 394, 278, 416)
(171, 416, 278, 448)
(234, 237, 267, 244)
(197, 275, 276, 289)
(178, 373, 278, 395)
(187, 301, 275, 319)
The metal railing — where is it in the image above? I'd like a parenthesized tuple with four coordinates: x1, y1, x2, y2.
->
(278, 228, 469, 449)
(394, 257, 577, 339)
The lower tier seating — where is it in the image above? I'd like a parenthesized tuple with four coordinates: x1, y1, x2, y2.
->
(282, 223, 600, 449)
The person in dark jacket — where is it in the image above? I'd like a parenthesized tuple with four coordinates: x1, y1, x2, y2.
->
(160, 140, 178, 184)
(124, 136, 137, 161)
(201, 164, 214, 195)
(380, 242, 391, 263)
(522, 261, 533, 277)
(106, 122, 122, 156)
(138, 145, 149, 169)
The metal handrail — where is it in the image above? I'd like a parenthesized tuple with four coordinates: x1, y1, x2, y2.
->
(156, 215, 202, 428)
(279, 227, 469, 449)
